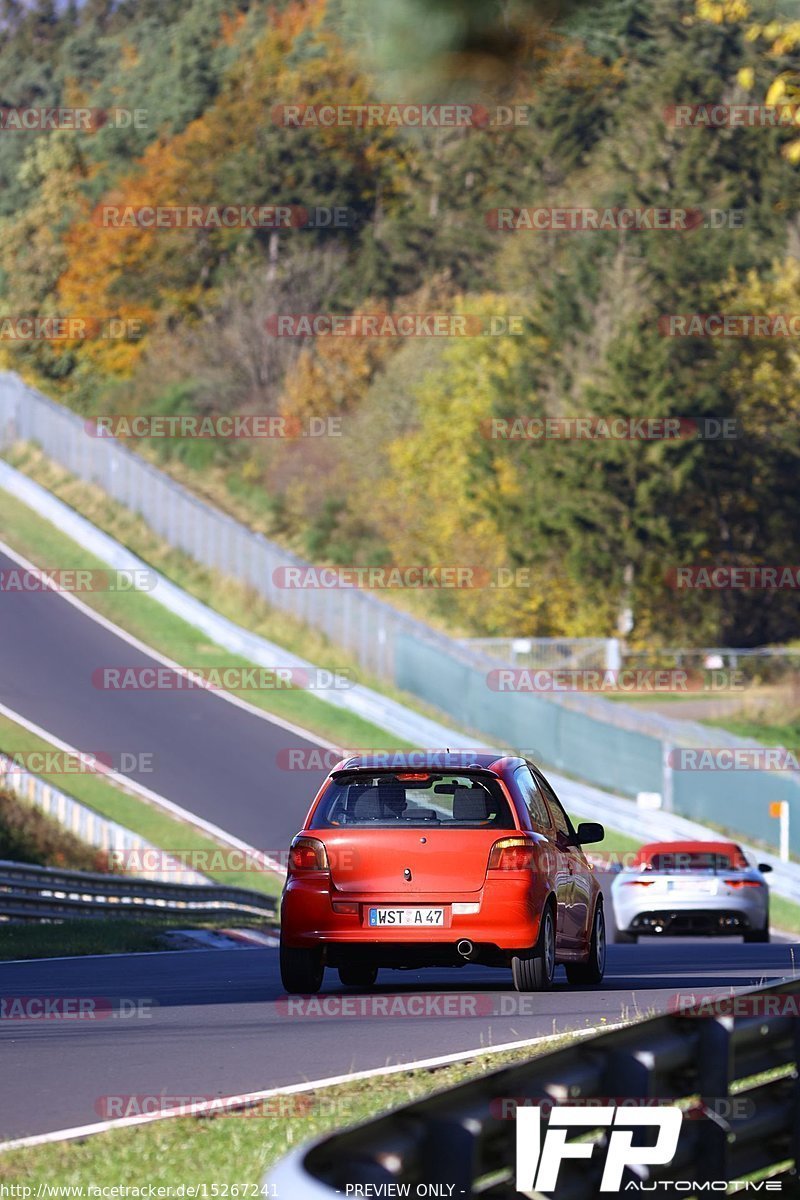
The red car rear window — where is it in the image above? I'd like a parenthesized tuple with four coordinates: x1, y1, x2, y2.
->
(310, 772, 515, 829)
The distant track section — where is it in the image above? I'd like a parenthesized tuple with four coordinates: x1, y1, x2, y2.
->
(0, 545, 329, 850)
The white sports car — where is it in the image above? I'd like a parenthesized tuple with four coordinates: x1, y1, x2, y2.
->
(611, 839, 771, 943)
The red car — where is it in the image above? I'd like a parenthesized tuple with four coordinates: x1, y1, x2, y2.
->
(279, 753, 606, 993)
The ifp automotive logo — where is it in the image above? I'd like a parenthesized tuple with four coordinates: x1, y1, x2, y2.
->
(515, 1105, 782, 1192)
(516, 1105, 681, 1192)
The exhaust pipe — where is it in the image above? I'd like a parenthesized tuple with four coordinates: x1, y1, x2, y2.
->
(456, 939, 474, 960)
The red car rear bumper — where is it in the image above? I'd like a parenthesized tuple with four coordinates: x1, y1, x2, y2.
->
(280, 873, 546, 951)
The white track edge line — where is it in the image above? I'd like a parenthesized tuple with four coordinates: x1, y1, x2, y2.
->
(0, 537, 343, 755)
(0, 700, 286, 878)
(0, 1020, 631, 1153)
(0, 945, 277, 966)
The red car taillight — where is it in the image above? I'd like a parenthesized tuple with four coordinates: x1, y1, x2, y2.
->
(724, 879, 763, 889)
(288, 836, 330, 873)
(623, 880, 655, 886)
(488, 837, 536, 871)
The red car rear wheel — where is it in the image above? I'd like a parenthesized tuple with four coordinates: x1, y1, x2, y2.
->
(565, 903, 606, 985)
(280, 942, 324, 994)
(511, 904, 555, 992)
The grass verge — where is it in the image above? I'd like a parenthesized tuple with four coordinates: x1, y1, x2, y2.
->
(0, 1031, 608, 1180)
(0, 917, 268, 962)
(707, 714, 800, 748)
(768, 894, 800, 937)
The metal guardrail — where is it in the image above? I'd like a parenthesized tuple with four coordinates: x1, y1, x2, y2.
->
(627, 644, 800, 663)
(0, 860, 276, 922)
(265, 978, 800, 1197)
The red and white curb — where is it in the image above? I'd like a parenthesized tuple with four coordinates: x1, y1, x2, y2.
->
(163, 928, 280, 949)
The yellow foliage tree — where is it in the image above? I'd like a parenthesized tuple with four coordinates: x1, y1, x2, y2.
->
(696, 0, 800, 163)
(361, 295, 588, 635)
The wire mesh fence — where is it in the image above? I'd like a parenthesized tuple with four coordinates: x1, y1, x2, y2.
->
(2, 371, 800, 852)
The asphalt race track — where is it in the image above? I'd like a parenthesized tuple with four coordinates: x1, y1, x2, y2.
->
(0, 940, 795, 1141)
(0, 547, 329, 850)
(1, 545, 798, 1144)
